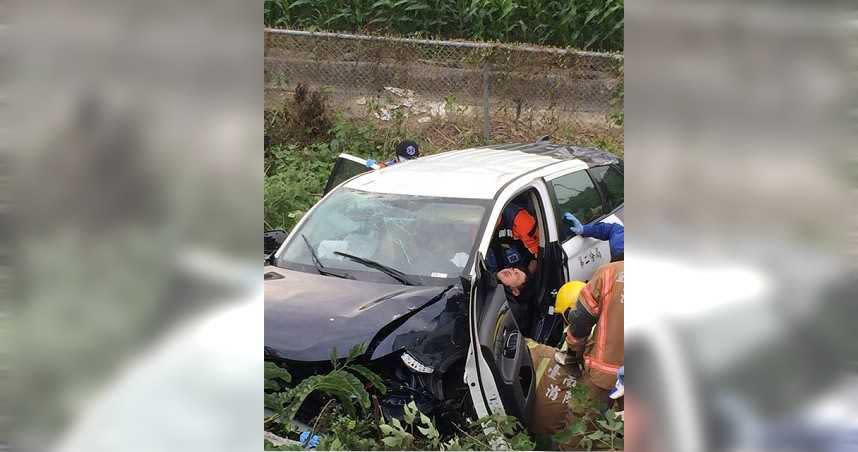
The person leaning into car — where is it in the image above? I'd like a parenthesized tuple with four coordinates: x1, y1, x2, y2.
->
(487, 203, 541, 285)
(563, 212, 624, 261)
(365, 139, 420, 169)
(556, 262, 624, 407)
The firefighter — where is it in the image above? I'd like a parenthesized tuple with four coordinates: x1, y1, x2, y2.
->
(554, 262, 624, 406)
(365, 140, 420, 168)
(526, 339, 581, 440)
(501, 203, 540, 257)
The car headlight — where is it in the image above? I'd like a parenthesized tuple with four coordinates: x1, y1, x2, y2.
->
(401, 352, 434, 374)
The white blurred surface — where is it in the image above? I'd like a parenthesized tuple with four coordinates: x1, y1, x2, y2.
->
(626, 1, 856, 451)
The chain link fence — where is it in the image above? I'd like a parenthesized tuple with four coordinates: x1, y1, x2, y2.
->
(265, 28, 623, 139)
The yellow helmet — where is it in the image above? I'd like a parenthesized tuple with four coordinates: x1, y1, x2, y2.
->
(555, 281, 586, 315)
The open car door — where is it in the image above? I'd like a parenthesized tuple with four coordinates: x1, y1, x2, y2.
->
(322, 153, 378, 195)
(464, 252, 536, 429)
(529, 241, 569, 346)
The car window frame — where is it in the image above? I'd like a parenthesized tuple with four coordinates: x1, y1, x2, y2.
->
(587, 163, 624, 213)
(545, 169, 609, 244)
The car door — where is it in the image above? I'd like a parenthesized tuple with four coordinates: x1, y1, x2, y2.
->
(464, 252, 536, 429)
(528, 240, 568, 346)
(322, 153, 377, 195)
(544, 169, 619, 281)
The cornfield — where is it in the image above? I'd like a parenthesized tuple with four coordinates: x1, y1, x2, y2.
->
(264, 0, 624, 51)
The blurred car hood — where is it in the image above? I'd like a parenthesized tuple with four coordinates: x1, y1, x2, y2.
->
(264, 266, 450, 361)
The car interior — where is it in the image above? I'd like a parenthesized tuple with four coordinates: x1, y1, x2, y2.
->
(489, 188, 562, 342)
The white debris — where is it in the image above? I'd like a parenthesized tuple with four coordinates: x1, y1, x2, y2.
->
(384, 86, 415, 98)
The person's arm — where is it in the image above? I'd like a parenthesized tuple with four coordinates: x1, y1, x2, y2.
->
(580, 222, 616, 240)
(486, 248, 499, 273)
(563, 269, 603, 359)
(364, 158, 398, 169)
(581, 222, 624, 258)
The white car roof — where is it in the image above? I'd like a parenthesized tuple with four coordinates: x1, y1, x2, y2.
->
(343, 143, 620, 199)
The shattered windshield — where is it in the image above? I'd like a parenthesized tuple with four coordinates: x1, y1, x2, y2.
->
(277, 188, 488, 284)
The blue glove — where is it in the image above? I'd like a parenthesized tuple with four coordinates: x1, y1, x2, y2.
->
(365, 159, 377, 168)
(610, 365, 624, 399)
(299, 431, 321, 449)
(563, 212, 584, 235)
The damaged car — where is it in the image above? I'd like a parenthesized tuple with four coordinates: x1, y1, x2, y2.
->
(264, 141, 624, 423)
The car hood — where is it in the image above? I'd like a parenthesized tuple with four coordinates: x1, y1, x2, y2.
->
(264, 266, 453, 361)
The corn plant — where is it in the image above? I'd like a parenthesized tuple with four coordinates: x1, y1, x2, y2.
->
(265, 0, 624, 51)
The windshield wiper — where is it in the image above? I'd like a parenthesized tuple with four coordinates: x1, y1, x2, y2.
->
(301, 235, 354, 280)
(333, 251, 419, 286)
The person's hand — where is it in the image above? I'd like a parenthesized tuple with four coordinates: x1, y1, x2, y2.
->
(365, 159, 377, 168)
(554, 349, 583, 378)
(563, 212, 584, 235)
(299, 431, 321, 449)
(610, 366, 624, 399)
(527, 259, 538, 275)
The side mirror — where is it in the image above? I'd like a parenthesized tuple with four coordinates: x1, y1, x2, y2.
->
(264, 229, 288, 264)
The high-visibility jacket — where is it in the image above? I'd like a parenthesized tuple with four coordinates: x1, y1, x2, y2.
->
(502, 204, 539, 257)
(567, 261, 624, 391)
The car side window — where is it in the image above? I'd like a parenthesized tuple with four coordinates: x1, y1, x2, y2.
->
(549, 170, 604, 242)
(588, 165, 624, 211)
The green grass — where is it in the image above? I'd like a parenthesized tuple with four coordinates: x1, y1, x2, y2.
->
(264, 119, 399, 231)
(264, 0, 624, 51)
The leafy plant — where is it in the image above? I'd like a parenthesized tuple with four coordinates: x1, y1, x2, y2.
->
(265, 344, 387, 426)
(553, 383, 624, 450)
(264, 346, 538, 451)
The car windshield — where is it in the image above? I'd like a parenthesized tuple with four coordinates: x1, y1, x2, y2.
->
(276, 188, 489, 284)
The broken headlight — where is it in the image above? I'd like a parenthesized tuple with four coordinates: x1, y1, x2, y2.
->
(400, 351, 434, 374)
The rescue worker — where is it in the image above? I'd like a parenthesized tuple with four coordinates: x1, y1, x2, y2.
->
(526, 279, 622, 447)
(486, 202, 540, 275)
(527, 340, 624, 449)
(554, 262, 624, 406)
(365, 140, 420, 168)
(563, 212, 624, 261)
(526, 339, 582, 443)
(501, 203, 540, 257)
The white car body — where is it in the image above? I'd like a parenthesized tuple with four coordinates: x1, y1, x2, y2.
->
(275, 143, 624, 284)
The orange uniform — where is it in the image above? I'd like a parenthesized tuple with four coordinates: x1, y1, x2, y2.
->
(510, 209, 539, 256)
(566, 261, 624, 391)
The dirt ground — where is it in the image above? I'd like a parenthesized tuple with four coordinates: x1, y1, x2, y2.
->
(265, 87, 623, 157)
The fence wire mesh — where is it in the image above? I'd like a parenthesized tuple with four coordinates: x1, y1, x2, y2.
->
(265, 28, 623, 136)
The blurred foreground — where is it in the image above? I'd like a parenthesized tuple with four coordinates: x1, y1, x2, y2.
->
(3, 1, 857, 452)
(7, 1, 262, 451)
(626, 1, 857, 451)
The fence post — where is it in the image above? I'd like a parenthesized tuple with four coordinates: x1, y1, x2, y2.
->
(481, 62, 491, 142)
